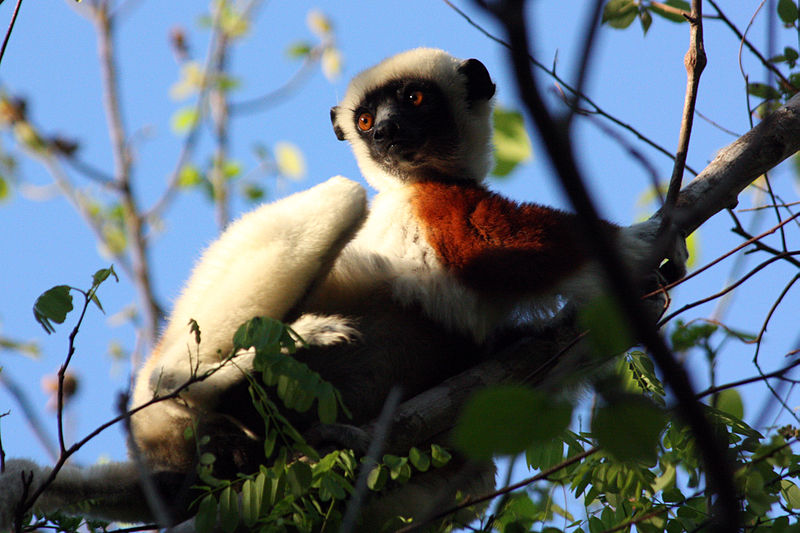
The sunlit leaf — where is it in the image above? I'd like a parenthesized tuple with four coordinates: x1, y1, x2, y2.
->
(492, 107, 532, 177)
(307, 9, 333, 37)
(0, 176, 9, 202)
(178, 164, 204, 188)
(715, 389, 744, 420)
(275, 142, 306, 179)
(171, 107, 200, 134)
(781, 480, 800, 509)
(171, 62, 204, 100)
(321, 47, 343, 82)
(194, 494, 217, 533)
(367, 465, 387, 491)
(219, 486, 239, 533)
(241, 478, 261, 527)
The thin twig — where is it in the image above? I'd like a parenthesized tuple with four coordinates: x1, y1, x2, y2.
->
(441, 0, 700, 176)
(229, 47, 322, 115)
(396, 446, 599, 532)
(658, 251, 800, 325)
(94, 1, 162, 344)
(0, 0, 23, 69)
(662, 0, 706, 232)
(565, 0, 604, 127)
(697, 353, 800, 399)
(708, 0, 796, 92)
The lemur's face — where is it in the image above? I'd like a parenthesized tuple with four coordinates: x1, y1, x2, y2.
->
(331, 49, 496, 188)
(345, 78, 460, 180)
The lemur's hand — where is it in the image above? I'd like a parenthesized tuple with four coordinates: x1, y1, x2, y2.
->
(622, 218, 688, 284)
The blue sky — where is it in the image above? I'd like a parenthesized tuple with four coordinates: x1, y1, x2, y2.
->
(0, 0, 797, 512)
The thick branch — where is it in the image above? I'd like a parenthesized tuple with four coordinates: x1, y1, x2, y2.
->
(659, 91, 800, 236)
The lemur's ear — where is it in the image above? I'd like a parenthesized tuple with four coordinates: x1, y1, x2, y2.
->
(458, 59, 496, 104)
(330, 106, 346, 141)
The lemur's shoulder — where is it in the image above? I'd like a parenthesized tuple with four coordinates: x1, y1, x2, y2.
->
(410, 180, 611, 293)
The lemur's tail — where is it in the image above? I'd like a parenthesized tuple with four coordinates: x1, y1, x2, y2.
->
(0, 459, 188, 529)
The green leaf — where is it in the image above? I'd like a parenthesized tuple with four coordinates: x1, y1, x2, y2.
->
(367, 464, 387, 491)
(578, 296, 634, 357)
(715, 389, 744, 420)
(454, 385, 572, 460)
(92, 267, 116, 287)
(178, 164, 204, 188)
(171, 107, 199, 134)
(593, 395, 667, 463)
(286, 41, 312, 58)
(194, 494, 217, 533)
(316, 381, 337, 424)
(430, 444, 452, 467)
(240, 478, 262, 527)
(491, 107, 532, 177)
(274, 142, 306, 180)
(408, 447, 430, 472)
(778, 0, 798, 23)
(218, 486, 240, 533)
(602, 0, 638, 29)
(526, 437, 564, 471)
(286, 461, 312, 496)
(747, 82, 782, 100)
(639, 9, 653, 33)
(0, 176, 9, 202)
(650, 0, 690, 23)
(781, 480, 800, 509)
(242, 183, 265, 202)
(33, 285, 73, 334)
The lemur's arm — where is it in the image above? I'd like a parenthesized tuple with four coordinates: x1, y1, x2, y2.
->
(139, 176, 367, 405)
(412, 181, 684, 295)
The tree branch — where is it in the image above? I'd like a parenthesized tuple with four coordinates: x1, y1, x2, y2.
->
(662, 0, 706, 226)
(657, 91, 800, 236)
(94, 2, 162, 345)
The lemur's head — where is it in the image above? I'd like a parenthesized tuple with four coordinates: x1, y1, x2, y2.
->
(331, 48, 495, 190)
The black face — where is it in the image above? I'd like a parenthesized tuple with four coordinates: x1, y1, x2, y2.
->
(351, 79, 460, 180)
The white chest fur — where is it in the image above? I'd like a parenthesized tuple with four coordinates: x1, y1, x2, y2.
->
(337, 188, 511, 342)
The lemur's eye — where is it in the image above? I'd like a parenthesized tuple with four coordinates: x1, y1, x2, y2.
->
(408, 90, 424, 106)
(357, 112, 374, 132)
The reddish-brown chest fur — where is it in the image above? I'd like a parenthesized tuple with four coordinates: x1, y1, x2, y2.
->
(410, 180, 611, 294)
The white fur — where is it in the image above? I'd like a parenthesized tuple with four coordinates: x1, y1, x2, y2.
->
(0, 459, 148, 528)
(335, 48, 494, 191)
(129, 176, 367, 470)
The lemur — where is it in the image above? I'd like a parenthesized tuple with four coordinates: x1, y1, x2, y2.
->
(0, 48, 686, 531)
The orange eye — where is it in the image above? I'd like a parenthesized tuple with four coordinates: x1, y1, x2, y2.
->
(409, 90, 424, 106)
(357, 112, 374, 131)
